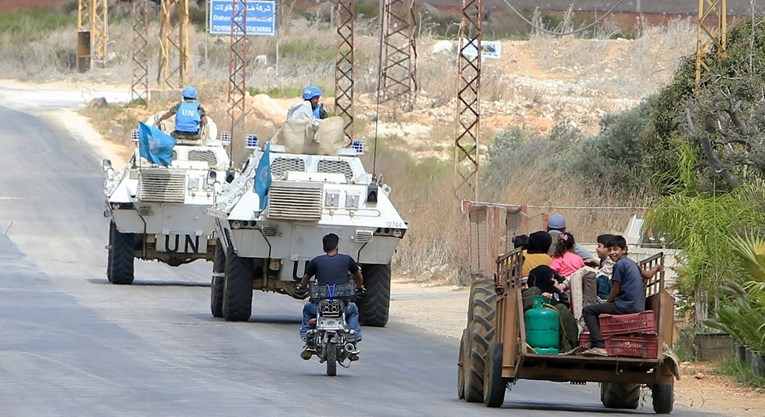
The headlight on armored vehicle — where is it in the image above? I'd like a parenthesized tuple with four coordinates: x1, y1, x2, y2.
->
(325, 190, 340, 208)
(188, 177, 201, 190)
(345, 192, 360, 208)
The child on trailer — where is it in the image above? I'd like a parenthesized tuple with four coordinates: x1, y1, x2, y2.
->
(549, 232, 585, 279)
(582, 235, 645, 357)
(595, 233, 662, 304)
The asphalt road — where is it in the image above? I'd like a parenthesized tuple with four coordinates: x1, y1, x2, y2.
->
(0, 88, 729, 416)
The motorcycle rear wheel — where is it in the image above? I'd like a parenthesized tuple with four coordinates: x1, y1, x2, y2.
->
(326, 341, 337, 376)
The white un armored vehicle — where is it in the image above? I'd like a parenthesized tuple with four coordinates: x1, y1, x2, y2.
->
(207, 116, 407, 327)
(102, 115, 231, 284)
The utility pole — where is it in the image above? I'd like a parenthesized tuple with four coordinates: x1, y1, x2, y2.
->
(131, 0, 150, 103)
(454, 0, 482, 200)
(158, 0, 191, 90)
(77, 0, 108, 71)
(380, 0, 418, 111)
(226, 0, 249, 159)
(695, 0, 727, 91)
(335, 0, 355, 144)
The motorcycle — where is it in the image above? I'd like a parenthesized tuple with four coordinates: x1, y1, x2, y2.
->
(301, 282, 361, 376)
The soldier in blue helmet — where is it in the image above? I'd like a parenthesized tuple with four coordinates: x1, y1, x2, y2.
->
(157, 86, 208, 140)
(301, 85, 328, 119)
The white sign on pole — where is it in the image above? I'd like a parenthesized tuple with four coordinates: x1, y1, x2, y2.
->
(209, 0, 277, 36)
(460, 39, 502, 60)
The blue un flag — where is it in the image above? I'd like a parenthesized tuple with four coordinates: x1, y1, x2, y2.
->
(138, 122, 176, 167)
(254, 141, 272, 212)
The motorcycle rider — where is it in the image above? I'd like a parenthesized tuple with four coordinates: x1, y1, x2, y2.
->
(156, 85, 208, 140)
(297, 233, 364, 359)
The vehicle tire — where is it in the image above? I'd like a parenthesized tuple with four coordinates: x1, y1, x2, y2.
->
(210, 241, 225, 318)
(463, 277, 497, 402)
(222, 247, 254, 322)
(601, 382, 640, 409)
(483, 342, 506, 407)
(326, 341, 337, 376)
(463, 325, 484, 402)
(652, 384, 673, 414)
(358, 263, 391, 327)
(457, 329, 467, 400)
(108, 221, 135, 285)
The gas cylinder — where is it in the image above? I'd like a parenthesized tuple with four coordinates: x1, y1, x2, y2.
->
(525, 295, 560, 354)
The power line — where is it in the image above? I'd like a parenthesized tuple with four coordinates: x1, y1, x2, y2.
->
(500, 0, 626, 36)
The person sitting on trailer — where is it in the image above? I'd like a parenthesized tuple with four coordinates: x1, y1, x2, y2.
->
(582, 235, 645, 357)
(524, 265, 579, 352)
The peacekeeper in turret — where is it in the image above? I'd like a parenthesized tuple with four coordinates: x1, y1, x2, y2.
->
(157, 85, 208, 140)
(286, 85, 328, 121)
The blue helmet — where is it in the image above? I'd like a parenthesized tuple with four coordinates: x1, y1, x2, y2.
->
(302, 85, 322, 100)
(182, 86, 197, 99)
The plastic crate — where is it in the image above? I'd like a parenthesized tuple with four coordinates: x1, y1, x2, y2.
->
(606, 334, 659, 358)
(309, 282, 355, 302)
(599, 311, 656, 337)
(579, 331, 658, 358)
(579, 331, 591, 347)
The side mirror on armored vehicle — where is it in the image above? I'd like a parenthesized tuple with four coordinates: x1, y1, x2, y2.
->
(225, 168, 236, 183)
(206, 170, 218, 187)
(102, 159, 112, 172)
(366, 183, 378, 204)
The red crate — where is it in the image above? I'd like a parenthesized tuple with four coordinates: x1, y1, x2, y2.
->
(579, 330, 591, 347)
(578, 330, 658, 358)
(605, 334, 659, 358)
(599, 311, 656, 337)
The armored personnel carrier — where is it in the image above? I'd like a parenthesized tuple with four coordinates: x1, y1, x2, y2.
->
(101, 115, 230, 284)
(207, 116, 407, 326)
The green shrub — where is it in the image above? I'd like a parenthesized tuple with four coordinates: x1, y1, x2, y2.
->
(0, 8, 74, 41)
(278, 39, 334, 62)
(716, 357, 765, 389)
(247, 86, 305, 98)
(354, 3, 378, 19)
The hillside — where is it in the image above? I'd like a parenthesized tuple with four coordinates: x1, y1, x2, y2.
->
(0, 0, 65, 12)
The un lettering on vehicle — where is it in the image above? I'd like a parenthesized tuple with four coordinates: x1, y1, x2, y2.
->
(157, 234, 207, 254)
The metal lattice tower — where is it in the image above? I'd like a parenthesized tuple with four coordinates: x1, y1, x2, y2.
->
(454, 0, 482, 199)
(131, 0, 150, 103)
(335, 0, 355, 143)
(695, 0, 727, 91)
(227, 0, 248, 150)
(158, 0, 190, 90)
(380, 0, 417, 110)
(77, 0, 108, 67)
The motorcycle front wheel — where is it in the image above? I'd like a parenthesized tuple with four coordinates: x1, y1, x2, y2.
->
(326, 341, 337, 376)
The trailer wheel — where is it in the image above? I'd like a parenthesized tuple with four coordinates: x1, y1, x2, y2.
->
(651, 384, 673, 414)
(463, 324, 485, 402)
(601, 383, 640, 409)
(463, 277, 497, 402)
(107, 221, 135, 285)
(210, 241, 225, 318)
(457, 329, 467, 400)
(222, 247, 254, 322)
(358, 263, 391, 327)
(483, 342, 506, 407)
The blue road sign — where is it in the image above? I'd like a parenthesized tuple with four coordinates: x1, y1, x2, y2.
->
(209, 0, 276, 36)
